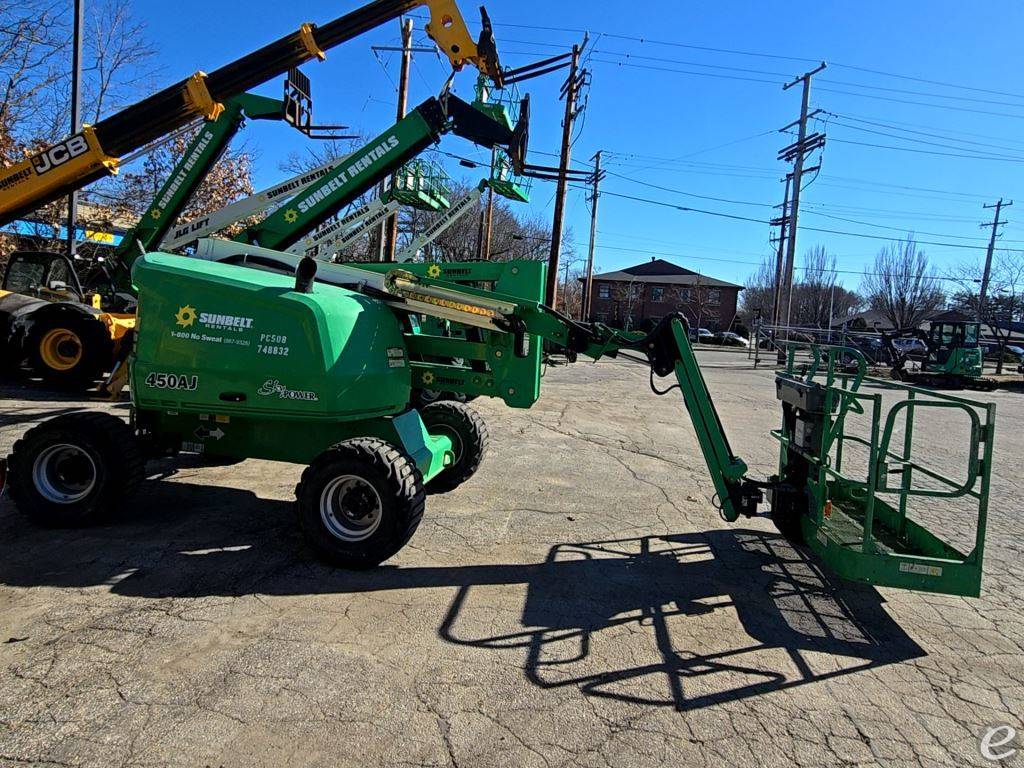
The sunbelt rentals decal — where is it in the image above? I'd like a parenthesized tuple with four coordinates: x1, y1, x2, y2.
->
(175, 304, 254, 331)
(291, 135, 401, 216)
(172, 304, 255, 348)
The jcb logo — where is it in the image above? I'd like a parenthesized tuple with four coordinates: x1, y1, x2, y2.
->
(31, 134, 90, 175)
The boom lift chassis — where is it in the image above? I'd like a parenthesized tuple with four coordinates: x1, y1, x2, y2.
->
(7, 254, 987, 598)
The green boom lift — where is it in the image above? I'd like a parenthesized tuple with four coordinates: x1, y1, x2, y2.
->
(289, 160, 453, 261)
(0, 4, 995, 601)
(0, 250, 995, 597)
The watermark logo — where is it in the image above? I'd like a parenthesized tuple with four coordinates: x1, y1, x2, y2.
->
(980, 724, 1018, 762)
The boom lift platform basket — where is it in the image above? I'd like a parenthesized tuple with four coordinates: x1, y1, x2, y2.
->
(473, 76, 531, 202)
(772, 344, 994, 597)
(388, 159, 452, 211)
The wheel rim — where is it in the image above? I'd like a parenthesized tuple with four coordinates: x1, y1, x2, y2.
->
(39, 328, 83, 371)
(32, 443, 98, 503)
(419, 388, 441, 403)
(320, 475, 384, 542)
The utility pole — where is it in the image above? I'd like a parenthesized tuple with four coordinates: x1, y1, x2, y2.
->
(67, 0, 84, 259)
(475, 200, 487, 259)
(381, 18, 413, 262)
(777, 61, 826, 335)
(769, 173, 792, 328)
(546, 38, 587, 308)
(978, 198, 1012, 321)
(582, 150, 602, 320)
(483, 146, 496, 259)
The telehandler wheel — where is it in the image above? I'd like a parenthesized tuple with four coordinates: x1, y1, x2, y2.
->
(6, 412, 145, 527)
(295, 438, 425, 569)
(421, 401, 489, 495)
(27, 314, 112, 390)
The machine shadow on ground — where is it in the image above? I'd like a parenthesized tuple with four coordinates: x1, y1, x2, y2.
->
(0, 476, 924, 712)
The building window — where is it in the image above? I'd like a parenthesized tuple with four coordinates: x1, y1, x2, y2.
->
(679, 288, 691, 302)
(628, 283, 642, 298)
(598, 283, 610, 299)
(708, 289, 721, 305)
(651, 286, 664, 302)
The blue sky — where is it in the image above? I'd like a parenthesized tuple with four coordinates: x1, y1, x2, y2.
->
(123, 0, 1024, 289)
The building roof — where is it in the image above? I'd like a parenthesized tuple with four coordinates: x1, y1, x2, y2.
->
(587, 258, 743, 289)
(831, 307, 974, 329)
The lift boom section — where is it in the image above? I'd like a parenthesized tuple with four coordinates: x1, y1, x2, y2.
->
(161, 158, 347, 252)
(229, 94, 525, 252)
(395, 179, 488, 262)
(106, 92, 294, 293)
(0, 0, 503, 226)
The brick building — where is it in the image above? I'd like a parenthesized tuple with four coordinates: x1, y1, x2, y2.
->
(584, 258, 743, 331)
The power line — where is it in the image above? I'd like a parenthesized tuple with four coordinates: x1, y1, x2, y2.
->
(827, 136, 1024, 163)
(590, 48, 1024, 110)
(813, 86, 1024, 121)
(407, 14, 1024, 101)
(572, 185, 1024, 253)
(603, 168, 995, 235)
(829, 62, 1024, 101)
(602, 169, 773, 207)
(822, 112, 1024, 154)
(590, 242, 978, 283)
(818, 110, 1024, 149)
(822, 119, 1024, 161)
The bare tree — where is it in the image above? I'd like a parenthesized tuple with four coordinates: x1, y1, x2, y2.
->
(671, 275, 720, 330)
(791, 246, 862, 328)
(947, 251, 1024, 323)
(84, 0, 158, 123)
(1, 0, 158, 263)
(738, 256, 776, 325)
(863, 236, 945, 329)
(111, 129, 255, 233)
(1, 1, 70, 165)
(610, 278, 642, 330)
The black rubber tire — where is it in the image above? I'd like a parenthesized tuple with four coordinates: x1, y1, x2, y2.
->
(295, 438, 425, 569)
(421, 401, 489, 495)
(26, 313, 112, 390)
(7, 412, 145, 527)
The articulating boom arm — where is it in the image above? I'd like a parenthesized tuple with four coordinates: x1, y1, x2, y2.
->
(109, 92, 291, 292)
(396, 179, 488, 262)
(0, 0, 502, 226)
(160, 157, 348, 251)
(302, 261, 761, 522)
(232, 94, 526, 251)
(289, 197, 403, 259)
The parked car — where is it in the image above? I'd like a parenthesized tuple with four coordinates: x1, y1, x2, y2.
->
(710, 331, 749, 348)
(891, 337, 929, 359)
(689, 327, 714, 343)
(846, 336, 893, 365)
